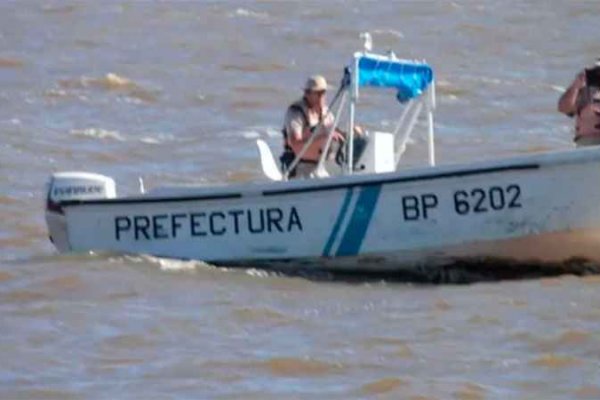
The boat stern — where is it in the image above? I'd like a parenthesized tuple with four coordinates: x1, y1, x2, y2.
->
(45, 172, 116, 252)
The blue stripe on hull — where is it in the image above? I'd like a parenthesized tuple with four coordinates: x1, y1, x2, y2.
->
(322, 188, 354, 257)
(335, 185, 382, 256)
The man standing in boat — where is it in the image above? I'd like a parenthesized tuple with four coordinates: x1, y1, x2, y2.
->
(281, 75, 344, 178)
(558, 60, 600, 146)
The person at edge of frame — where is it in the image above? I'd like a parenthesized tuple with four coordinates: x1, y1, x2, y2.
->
(558, 58, 600, 147)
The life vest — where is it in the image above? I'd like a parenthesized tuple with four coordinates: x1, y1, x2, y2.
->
(281, 98, 321, 151)
(280, 98, 332, 174)
(279, 99, 308, 173)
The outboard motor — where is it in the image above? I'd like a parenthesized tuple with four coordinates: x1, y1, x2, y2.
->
(45, 172, 116, 252)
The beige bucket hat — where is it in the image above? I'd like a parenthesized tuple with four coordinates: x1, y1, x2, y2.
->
(304, 75, 328, 92)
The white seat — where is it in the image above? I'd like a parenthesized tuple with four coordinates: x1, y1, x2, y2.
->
(256, 139, 283, 181)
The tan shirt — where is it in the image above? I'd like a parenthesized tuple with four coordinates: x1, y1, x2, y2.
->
(575, 87, 600, 140)
(283, 98, 335, 161)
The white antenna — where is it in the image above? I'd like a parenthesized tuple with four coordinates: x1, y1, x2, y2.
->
(360, 32, 372, 52)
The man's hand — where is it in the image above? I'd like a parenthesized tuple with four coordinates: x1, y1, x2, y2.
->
(333, 130, 345, 141)
(353, 125, 364, 136)
(558, 71, 587, 116)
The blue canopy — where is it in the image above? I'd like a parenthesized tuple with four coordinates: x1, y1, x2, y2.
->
(357, 55, 433, 103)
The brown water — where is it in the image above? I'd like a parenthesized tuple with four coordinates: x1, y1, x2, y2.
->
(2, 1, 600, 398)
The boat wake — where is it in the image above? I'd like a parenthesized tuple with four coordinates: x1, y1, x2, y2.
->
(111, 254, 215, 273)
(123, 254, 600, 284)
(291, 257, 600, 284)
(13, 252, 600, 284)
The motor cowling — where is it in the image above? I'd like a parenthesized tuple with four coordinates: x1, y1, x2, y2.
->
(45, 172, 116, 252)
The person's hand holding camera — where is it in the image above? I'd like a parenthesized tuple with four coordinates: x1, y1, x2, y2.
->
(575, 71, 586, 90)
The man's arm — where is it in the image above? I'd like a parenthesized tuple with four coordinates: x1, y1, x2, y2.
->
(321, 111, 350, 141)
(558, 71, 586, 116)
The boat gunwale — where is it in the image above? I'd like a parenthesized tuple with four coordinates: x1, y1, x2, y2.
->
(59, 163, 539, 207)
(57, 146, 600, 208)
(263, 163, 538, 196)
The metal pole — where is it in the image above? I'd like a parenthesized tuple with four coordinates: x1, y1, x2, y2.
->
(395, 101, 423, 167)
(427, 82, 436, 166)
(348, 103, 355, 174)
(427, 110, 435, 166)
(348, 55, 359, 174)
(316, 90, 347, 170)
(392, 99, 414, 139)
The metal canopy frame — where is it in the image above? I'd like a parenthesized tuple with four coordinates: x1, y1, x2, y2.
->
(282, 35, 436, 181)
(347, 50, 437, 173)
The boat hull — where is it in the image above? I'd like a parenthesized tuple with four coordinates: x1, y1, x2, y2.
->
(50, 148, 600, 272)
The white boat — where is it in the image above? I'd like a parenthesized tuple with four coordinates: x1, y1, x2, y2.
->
(45, 37, 600, 273)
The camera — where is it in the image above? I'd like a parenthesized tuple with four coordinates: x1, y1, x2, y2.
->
(585, 66, 600, 87)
